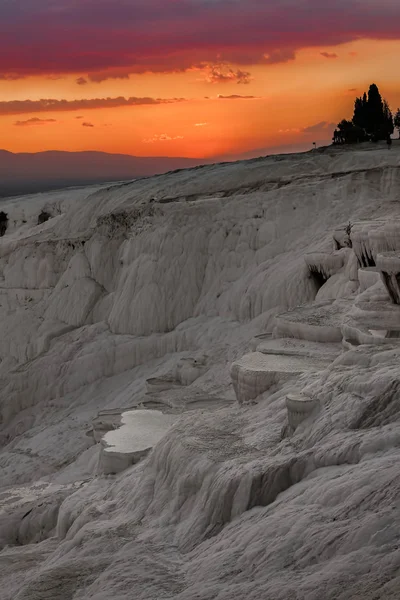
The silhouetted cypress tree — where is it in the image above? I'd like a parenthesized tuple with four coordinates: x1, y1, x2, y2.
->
(362, 92, 367, 108)
(353, 95, 368, 131)
(383, 100, 394, 136)
(336, 119, 365, 144)
(334, 84, 393, 145)
(394, 108, 400, 138)
(353, 97, 362, 125)
(366, 83, 385, 138)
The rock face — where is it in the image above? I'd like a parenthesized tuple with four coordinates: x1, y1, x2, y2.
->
(358, 266, 381, 292)
(2, 146, 400, 599)
(304, 251, 347, 281)
(305, 247, 359, 301)
(376, 252, 400, 304)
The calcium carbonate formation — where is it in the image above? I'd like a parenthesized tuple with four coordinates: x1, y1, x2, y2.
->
(1, 145, 400, 599)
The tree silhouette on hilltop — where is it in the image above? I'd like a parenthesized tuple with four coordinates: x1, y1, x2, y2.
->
(394, 108, 400, 139)
(333, 84, 394, 145)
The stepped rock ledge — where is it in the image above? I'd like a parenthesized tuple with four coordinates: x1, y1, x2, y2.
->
(1, 145, 400, 599)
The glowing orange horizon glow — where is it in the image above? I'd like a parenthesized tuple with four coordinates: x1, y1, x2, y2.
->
(2, 39, 400, 159)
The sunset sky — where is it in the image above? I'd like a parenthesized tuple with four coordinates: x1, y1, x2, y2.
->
(1, 0, 400, 159)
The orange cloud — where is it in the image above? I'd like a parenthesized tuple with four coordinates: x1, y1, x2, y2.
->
(0, 97, 186, 115)
(14, 117, 57, 127)
(320, 52, 338, 59)
(143, 133, 184, 143)
(0, 73, 22, 81)
(217, 95, 259, 100)
(204, 66, 252, 84)
(263, 49, 296, 64)
(279, 128, 301, 133)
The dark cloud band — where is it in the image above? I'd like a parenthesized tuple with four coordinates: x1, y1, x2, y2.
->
(0, 0, 399, 78)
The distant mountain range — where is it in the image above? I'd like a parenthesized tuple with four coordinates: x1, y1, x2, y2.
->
(0, 139, 334, 198)
(0, 150, 212, 198)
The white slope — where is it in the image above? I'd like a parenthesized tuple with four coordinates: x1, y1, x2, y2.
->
(1, 143, 400, 598)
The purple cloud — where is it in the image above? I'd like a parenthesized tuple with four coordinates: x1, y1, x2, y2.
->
(0, 1, 398, 78)
(302, 120, 336, 134)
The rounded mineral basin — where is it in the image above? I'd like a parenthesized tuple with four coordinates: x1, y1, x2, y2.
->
(249, 332, 273, 352)
(146, 377, 182, 394)
(231, 352, 328, 405)
(376, 252, 400, 274)
(286, 394, 319, 430)
(103, 409, 177, 455)
(274, 300, 347, 344)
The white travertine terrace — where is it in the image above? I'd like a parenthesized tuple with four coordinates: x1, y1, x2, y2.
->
(248, 332, 273, 351)
(304, 251, 346, 280)
(99, 409, 177, 474)
(3, 146, 400, 599)
(231, 351, 329, 404)
(91, 408, 134, 443)
(305, 247, 359, 301)
(175, 356, 208, 385)
(358, 266, 382, 292)
(285, 393, 320, 431)
(332, 228, 351, 250)
(273, 300, 347, 343)
(376, 252, 400, 304)
(376, 252, 400, 274)
(351, 220, 400, 269)
(145, 376, 183, 394)
(341, 273, 400, 346)
(370, 222, 400, 255)
(256, 337, 342, 360)
(352, 226, 377, 267)
(145, 355, 208, 394)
